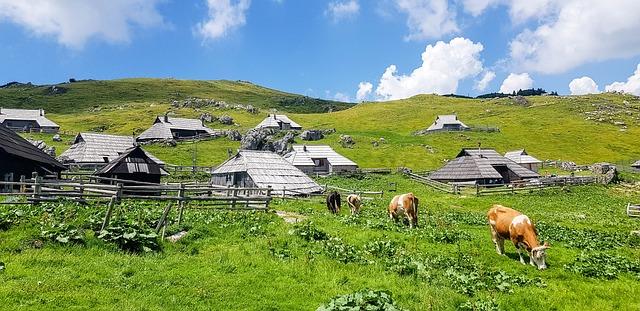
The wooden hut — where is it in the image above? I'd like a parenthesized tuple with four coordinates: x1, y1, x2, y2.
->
(59, 133, 163, 169)
(430, 148, 539, 185)
(425, 115, 469, 132)
(0, 124, 65, 184)
(632, 160, 640, 170)
(137, 115, 218, 142)
(94, 146, 168, 184)
(504, 149, 543, 172)
(283, 145, 358, 174)
(0, 108, 59, 133)
(211, 150, 322, 195)
(255, 114, 302, 130)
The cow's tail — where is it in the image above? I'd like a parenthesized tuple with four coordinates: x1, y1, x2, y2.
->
(413, 195, 419, 227)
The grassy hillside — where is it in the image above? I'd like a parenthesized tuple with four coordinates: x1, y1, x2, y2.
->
(0, 78, 352, 114)
(20, 91, 640, 169)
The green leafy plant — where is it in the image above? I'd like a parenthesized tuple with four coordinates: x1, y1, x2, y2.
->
(40, 223, 85, 244)
(564, 252, 640, 279)
(317, 289, 406, 311)
(293, 222, 329, 242)
(457, 297, 501, 311)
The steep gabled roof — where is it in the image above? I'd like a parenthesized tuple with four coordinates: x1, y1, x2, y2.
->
(212, 150, 322, 194)
(284, 145, 357, 167)
(426, 115, 469, 131)
(59, 133, 163, 164)
(0, 108, 59, 128)
(632, 160, 640, 168)
(0, 123, 65, 170)
(457, 148, 539, 178)
(137, 116, 216, 141)
(95, 146, 168, 176)
(429, 156, 502, 181)
(255, 114, 302, 129)
(504, 149, 543, 164)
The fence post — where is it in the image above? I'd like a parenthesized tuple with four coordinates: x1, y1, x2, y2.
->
(475, 184, 480, 196)
(282, 186, 286, 199)
(101, 196, 117, 231)
(231, 186, 238, 209)
(155, 203, 173, 234)
(266, 186, 272, 209)
(79, 179, 85, 200)
(19, 175, 26, 193)
(177, 183, 186, 226)
(32, 172, 42, 203)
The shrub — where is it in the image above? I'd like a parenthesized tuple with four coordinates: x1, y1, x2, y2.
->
(97, 220, 160, 253)
(317, 289, 406, 311)
(364, 240, 400, 258)
(322, 237, 362, 264)
(564, 252, 640, 279)
(457, 298, 501, 311)
(40, 223, 85, 244)
(0, 209, 23, 230)
(293, 222, 329, 242)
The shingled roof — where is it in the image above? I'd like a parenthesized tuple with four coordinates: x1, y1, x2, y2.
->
(457, 148, 539, 178)
(284, 145, 357, 167)
(632, 160, 640, 168)
(255, 114, 302, 130)
(426, 115, 469, 131)
(0, 108, 59, 128)
(0, 123, 65, 171)
(95, 146, 168, 176)
(212, 150, 322, 194)
(59, 133, 163, 165)
(429, 156, 502, 181)
(504, 149, 542, 165)
(137, 116, 216, 141)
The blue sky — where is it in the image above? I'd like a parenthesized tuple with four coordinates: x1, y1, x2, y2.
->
(1, 0, 640, 102)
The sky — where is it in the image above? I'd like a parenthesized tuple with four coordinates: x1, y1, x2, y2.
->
(1, 0, 640, 102)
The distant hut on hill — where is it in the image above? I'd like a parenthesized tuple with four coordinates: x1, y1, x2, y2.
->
(504, 149, 543, 172)
(94, 146, 168, 185)
(632, 160, 640, 170)
(255, 114, 302, 130)
(0, 124, 65, 184)
(283, 145, 357, 175)
(58, 133, 162, 169)
(430, 148, 539, 185)
(137, 115, 218, 142)
(0, 108, 60, 133)
(211, 150, 322, 195)
(425, 115, 469, 133)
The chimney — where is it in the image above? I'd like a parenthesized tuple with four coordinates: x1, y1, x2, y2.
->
(303, 145, 307, 152)
(164, 113, 169, 123)
(273, 114, 277, 120)
(40, 109, 44, 116)
(0, 107, 2, 115)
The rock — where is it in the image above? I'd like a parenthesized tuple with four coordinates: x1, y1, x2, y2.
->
(52, 134, 62, 142)
(241, 128, 275, 150)
(44, 85, 67, 95)
(166, 231, 188, 243)
(512, 95, 530, 106)
(199, 113, 214, 123)
(339, 134, 355, 148)
(372, 141, 379, 147)
(273, 132, 295, 155)
(591, 162, 613, 175)
(246, 105, 258, 114)
(45, 147, 56, 157)
(614, 121, 626, 126)
(300, 130, 324, 141)
(218, 115, 234, 125)
(379, 137, 386, 143)
(226, 129, 242, 141)
(322, 128, 336, 135)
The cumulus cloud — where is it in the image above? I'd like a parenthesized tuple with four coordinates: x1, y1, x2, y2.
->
(569, 76, 599, 95)
(326, 0, 359, 22)
(474, 71, 496, 91)
(374, 37, 484, 100)
(356, 82, 373, 101)
(499, 73, 533, 94)
(508, 0, 640, 74)
(0, 0, 163, 49)
(605, 64, 640, 95)
(462, 0, 498, 16)
(333, 92, 351, 103)
(197, 0, 251, 40)
(395, 0, 458, 40)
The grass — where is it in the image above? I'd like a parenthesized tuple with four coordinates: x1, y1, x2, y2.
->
(1, 174, 640, 310)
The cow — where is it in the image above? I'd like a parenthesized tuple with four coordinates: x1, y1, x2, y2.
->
(487, 204, 550, 270)
(326, 191, 341, 214)
(347, 194, 362, 215)
(388, 193, 419, 228)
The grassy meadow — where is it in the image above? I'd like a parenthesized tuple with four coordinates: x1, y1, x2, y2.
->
(1, 174, 640, 310)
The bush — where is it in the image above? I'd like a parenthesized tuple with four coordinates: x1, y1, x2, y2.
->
(293, 222, 329, 242)
(0, 209, 23, 231)
(97, 219, 160, 253)
(364, 240, 400, 258)
(317, 289, 406, 311)
(322, 237, 362, 264)
(40, 223, 85, 244)
(457, 298, 501, 311)
(564, 252, 640, 279)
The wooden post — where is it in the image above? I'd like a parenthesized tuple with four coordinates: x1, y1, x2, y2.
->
(32, 172, 42, 203)
(79, 180, 85, 200)
(266, 186, 272, 210)
(101, 196, 117, 231)
(155, 203, 173, 234)
(19, 175, 26, 193)
(115, 183, 123, 203)
(231, 186, 238, 209)
(177, 183, 186, 226)
(282, 186, 286, 199)
(475, 184, 480, 196)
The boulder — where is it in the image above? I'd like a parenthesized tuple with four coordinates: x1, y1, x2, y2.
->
(339, 134, 355, 148)
(240, 128, 295, 155)
(218, 115, 234, 125)
(44, 85, 68, 95)
(199, 113, 214, 123)
(52, 134, 62, 142)
(226, 129, 242, 141)
(300, 130, 324, 141)
(512, 95, 530, 106)
(45, 147, 56, 157)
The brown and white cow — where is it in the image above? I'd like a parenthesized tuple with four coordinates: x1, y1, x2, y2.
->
(347, 194, 362, 215)
(487, 204, 550, 270)
(388, 193, 419, 228)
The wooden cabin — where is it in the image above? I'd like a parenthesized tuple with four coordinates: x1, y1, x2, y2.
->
(283, 145, 358, 174)
(59, 133, 163, 169)
(94, 146, 168, 185)
(504, 149, 543, 172)
(255, 114, 302, 131)
(425, 115, 469, 132)
(0, 108, 60, 133)
(137, 115, 218, 142)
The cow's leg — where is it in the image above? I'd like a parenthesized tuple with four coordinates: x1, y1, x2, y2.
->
(489, 225, 504, 255)
(516, 245, 526, 265)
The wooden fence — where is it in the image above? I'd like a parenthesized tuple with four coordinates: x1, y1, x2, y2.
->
(324, 184, 384, 199)
(405, 172, 596, 196)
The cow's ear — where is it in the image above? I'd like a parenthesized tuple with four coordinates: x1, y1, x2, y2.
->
(543, 241, 550, 248)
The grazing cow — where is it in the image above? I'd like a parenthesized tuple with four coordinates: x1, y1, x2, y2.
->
(347, 194, 362, 215)
(487, 204, 550, 270)
(388, 193, 419, 228)
(326, 191, 341, 214)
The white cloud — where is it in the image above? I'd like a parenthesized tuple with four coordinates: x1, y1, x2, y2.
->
(462, 0, 498, 16)
(356, 82, 373, 101)
(395, 0, 458, 40)
(605, 64, 640, 95)
(333, 92, 351, 103)
(474, 71, 495, 91)
(0, 0, 163, 49)
(326, 0, 359, 22)
(499, 73, 533, 94)
(197, 0, 251, 40)
(508, 0, 640, 74)
(374, 37, 484, 100)
(569, 76, 599, 95)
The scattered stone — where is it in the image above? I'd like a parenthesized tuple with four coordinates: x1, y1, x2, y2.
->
(218, 115, 234, 125)
(511, 95, 530, 106)
(44, 85, 67, 95)
(372, 141, 379, 147)
(300, 130, 324, 141)
(52, 134, 62, 142)
(226, 129, 242, 141)
(275, 210, 306, 224)
(166, 231, 188, 243)
(240, 128, 295, 154)
(199, 113, 214, 123)
(45, 147, 56, 157)
(339, 134, 355, 148)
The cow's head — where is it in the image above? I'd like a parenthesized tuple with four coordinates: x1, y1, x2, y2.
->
(531, 242, 550, 270)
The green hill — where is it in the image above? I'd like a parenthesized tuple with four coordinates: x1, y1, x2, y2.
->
(0, 78, 351, 114)
(4, 78, 639, 169)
